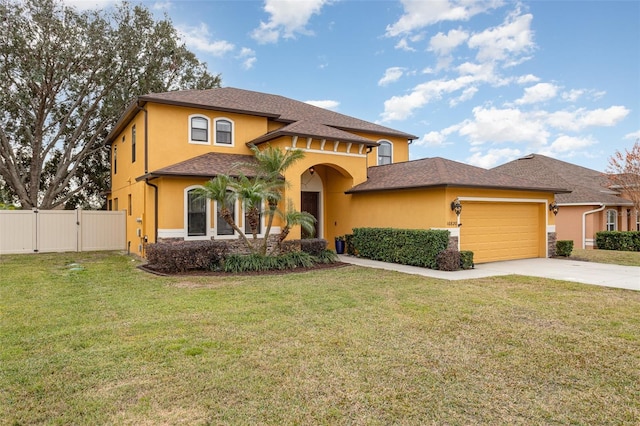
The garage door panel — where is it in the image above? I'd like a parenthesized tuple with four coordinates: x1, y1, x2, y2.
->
(461, 202, 542, 263)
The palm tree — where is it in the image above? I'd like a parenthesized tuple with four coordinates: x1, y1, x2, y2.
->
(275, 200, 317, 253)
(246, 144, 306, 254)
(195, 175, 253, 251)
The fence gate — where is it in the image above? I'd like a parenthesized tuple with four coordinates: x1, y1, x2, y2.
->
(0, 209, 126, 255)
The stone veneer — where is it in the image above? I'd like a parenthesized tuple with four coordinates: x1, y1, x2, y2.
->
(547, 231, 557, 257)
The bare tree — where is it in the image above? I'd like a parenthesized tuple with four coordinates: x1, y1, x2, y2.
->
(606, 139, 640, 212)
(0, 0, 220, 209)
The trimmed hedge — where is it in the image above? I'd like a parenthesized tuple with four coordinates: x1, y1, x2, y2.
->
(595, 231, 640, 251)
(145, 240, 228, 273)
(352, 227, 450, 269)
(460, 251, 474, 270)
(556, 240, 574, 257)
(281, 238, 327, 256)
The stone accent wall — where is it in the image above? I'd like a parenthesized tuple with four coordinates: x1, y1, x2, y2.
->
(547, 231, 557, 257)
(448, 235, 459, 251)
(157, 235, 282, 255)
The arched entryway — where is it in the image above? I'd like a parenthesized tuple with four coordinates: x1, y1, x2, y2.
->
(301, 167, 323, 238)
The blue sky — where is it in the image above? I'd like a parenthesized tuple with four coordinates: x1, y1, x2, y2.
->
(68, 0, 639, 172)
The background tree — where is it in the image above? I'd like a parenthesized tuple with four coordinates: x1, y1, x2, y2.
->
(0, 0, 220, 209)
(606, 139, 640, 212)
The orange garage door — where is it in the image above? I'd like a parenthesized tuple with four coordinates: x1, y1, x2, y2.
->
(460, 202, 542, 263)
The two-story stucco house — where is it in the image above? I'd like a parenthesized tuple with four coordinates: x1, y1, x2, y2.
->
(106, 87, 568, 263)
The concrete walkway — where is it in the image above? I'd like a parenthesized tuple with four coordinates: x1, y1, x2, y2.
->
(337, 255, 640, 291)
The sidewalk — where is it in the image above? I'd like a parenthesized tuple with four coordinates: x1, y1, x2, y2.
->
(337, 255, 640, 291)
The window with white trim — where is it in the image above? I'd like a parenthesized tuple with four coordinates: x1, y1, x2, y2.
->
(186, 187, 208, 238)
(216, 195, 235, 236)
(377, 140, 392, 165)
(214, 118, 234, 146)
(189, 115, 210, 144)
(606, 209, 617, 231)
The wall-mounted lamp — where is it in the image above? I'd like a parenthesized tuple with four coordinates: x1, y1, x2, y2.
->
(308, 166, 315, 176)
(549, 201, 559, 216)
(451, 198, 462, 216)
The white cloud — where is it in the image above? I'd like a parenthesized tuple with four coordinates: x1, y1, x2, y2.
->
(237, 47, 257, 70)
(386, 0, 504, 37)
(395, 38, 415, 51)
(378, 67, 405, 86)
(449, 86, 478, 107)
(561, 89, 584, 102)
(251, 0, 331, 44)
(178, 23, 235, 56)
(428, 28, 469, 56)
(458, 106, 549, 146)
(624, 130, 640, 141)
(466, 148, 522, 168)
(305, 100, 340, 110)
(515, 82, 559, 105)
(541, 135, 596, 155)
(546, 106, 630, 131)
(152, 1, 172, 10)
(467, 11, 535, 64)
(516, 74, 540, 84)
(380, 71, 495, 121)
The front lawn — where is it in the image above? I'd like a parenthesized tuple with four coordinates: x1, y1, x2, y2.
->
(1, 252, 639, 424)
(568, 247, 640, 266)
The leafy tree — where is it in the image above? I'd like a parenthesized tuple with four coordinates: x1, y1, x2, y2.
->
(196, 145, 316, 256)
(606, 139, 640, 212)
(0, 0, 220, 209)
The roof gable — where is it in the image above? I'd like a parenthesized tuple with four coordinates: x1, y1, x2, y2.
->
(493, 154, 632, 205)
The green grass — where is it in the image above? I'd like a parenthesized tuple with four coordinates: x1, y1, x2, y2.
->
(1, 252, 639, 424)
(568, 248, 640, 266)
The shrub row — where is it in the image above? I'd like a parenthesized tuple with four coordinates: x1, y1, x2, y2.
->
(145, 239, 334, 273)
(352, 227, 450, 269)
(556, 240, 574, 257)
(145, 240, 228, 273)
(595, 231, 640, 251)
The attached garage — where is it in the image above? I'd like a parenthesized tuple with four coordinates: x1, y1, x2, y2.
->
(345, 157, 570, 264)
(460, 200, 545, 263)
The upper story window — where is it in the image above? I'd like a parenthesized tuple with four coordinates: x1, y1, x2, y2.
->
(131, 125, 136, 163)
(377, 140, 392, 165)
(214, 118, 234, 146)
(189, 115, 210, 144)
(636, 211, 639, 231)
(113, 146, 117, 174)
(606, 209, 617, 231)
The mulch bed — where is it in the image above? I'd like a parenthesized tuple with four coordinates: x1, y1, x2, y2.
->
(139, 261, 350, 277)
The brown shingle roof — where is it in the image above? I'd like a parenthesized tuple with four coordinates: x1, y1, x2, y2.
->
(135, 153, 258, 181)
(346, 157, 571, 194)
(492, 154, 632, 205)
(138, 87, 418, 141)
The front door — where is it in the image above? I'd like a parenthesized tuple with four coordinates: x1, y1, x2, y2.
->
(301, 191, 319, 238)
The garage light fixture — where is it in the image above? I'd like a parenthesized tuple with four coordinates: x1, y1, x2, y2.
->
(308, 166, 315, 175)
(451, 198, 462, 216)
(549, 201, 559, 216)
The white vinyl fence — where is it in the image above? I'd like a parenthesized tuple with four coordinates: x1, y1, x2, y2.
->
(0, 209, 126, 254)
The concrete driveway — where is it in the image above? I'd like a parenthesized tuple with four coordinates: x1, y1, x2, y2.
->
(337, 255, 640, 291)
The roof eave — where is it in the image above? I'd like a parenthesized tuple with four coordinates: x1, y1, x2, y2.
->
(346, 182, 572, 195)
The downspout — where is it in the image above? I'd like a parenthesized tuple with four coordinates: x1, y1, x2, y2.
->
(145, 179, 159, 243)
(582, 204, 605, 249)
(137, 100, 158, 243)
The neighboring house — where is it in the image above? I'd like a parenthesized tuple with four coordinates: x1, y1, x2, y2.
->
(493, 154, 636, 249)
(105, 87, 567, 263)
